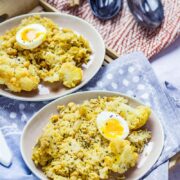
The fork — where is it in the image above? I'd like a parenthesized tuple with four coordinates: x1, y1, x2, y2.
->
(0, 130, 12, 167)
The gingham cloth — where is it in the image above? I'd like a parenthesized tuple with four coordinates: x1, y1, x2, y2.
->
(47, 0, 180, 58)
(0, 52, 180, 179)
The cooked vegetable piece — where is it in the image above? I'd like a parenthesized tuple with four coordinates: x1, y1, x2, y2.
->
(59, 62, 83, 88)
(128, 130, 151, 153)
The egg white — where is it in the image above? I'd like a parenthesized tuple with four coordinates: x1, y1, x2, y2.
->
(96, 111, 129, 141)
(16, 24, 46, 49)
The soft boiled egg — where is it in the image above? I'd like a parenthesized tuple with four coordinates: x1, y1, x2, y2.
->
(16, 24, 46, 49)
(96, 111, 129, 141)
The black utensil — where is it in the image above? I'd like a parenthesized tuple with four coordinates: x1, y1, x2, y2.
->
(89, 0, 123, 20)
(127, 0, 164, 28)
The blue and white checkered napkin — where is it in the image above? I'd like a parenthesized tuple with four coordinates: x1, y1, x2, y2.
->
(0, 52, 180, 180)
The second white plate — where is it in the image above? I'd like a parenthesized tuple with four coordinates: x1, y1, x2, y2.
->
(21, 91, 164, 180)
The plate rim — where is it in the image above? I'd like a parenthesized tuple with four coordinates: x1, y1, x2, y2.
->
(0, 12, 105, 101)
(20, 90, 164, 180)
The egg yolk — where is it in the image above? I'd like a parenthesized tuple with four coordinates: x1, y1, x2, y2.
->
(101, 118, 124, 139)
(21, 28, 43, 42)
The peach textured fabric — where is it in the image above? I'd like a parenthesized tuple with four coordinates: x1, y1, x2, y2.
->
(47, 0, 180, 58)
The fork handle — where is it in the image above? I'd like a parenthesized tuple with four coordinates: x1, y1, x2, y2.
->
(0, 130, 12, 167)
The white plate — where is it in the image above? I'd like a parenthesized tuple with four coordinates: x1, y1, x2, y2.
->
(0, 12, 105, 101)
(21, 91, 164, 180)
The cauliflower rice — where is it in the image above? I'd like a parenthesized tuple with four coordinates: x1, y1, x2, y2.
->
(32, 96, 151, 180)
(0, 15, 91, 92)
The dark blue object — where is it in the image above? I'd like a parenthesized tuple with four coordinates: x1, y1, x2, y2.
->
(127, 0, 164, 28)
(89, 0, 123, 20)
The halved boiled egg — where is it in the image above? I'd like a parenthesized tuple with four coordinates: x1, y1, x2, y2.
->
(16, 24, 46, 49)
(96, 111, 129, 141)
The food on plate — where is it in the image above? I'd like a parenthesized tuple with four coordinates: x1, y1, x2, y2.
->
(16, 24, 47, 49)
(0, 15, 92, 92)
(96, 111, 129, 141)
(32, 96, 151, 179)
(127, 130, 151, 153)
(59, 62, 83, 88)
(0, 52, 39, 92)
(104, 98, 151, 130)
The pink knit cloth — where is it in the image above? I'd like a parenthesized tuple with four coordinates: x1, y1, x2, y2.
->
(47, 0, 180, 58)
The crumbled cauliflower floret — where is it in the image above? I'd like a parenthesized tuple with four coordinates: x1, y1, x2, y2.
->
(0, 53, 39, 92)
(122, 105, 151, 130)
(128, 130, 151, 153)
(59, 62, 83, 88)
(109, 140, 138, 174)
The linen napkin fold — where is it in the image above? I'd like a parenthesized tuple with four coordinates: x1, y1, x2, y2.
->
(0, 52, 180, 179)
